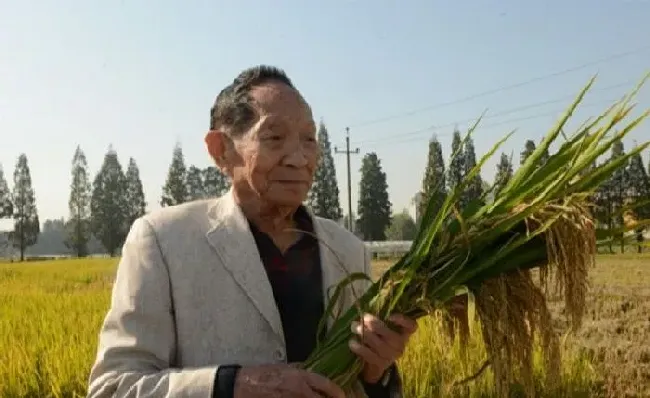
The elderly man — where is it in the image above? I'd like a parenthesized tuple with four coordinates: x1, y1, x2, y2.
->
(87, 65, 417, 398)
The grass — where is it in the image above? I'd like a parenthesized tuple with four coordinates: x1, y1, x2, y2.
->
(0, 255, 648, 397)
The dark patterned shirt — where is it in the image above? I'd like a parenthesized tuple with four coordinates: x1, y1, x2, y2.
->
(247, 207, 325, 363)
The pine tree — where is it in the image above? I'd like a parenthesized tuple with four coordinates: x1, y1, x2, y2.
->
(91, 147, 129, 256)
(161, 144, 188, 207)
(12, 154, 40, 261)
(357, 153, 392, 241)
(65, 146, 92, 257)
(186, 165, 205, 201)
(203, 166, 230, 198)
(608, 140, 629, 252)
(520, 139, 549, 167)
(125, 157, 147, 226)
(520, 140, 536, 165)
(307, 121, 343, 220)
(494, 152, 514, 195)
(626, 152, 650, 252)
(419, 136, 446, 224)
(447, 129, 464, 200)
(463, 137, 483, 205)
(594, 167, 614, 252)
(0, 164, 12, 219)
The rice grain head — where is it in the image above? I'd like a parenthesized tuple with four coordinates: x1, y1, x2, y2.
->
(470, 197, 592, 396)
(476, 270, 561, 397)
(539, 197, 594, 331)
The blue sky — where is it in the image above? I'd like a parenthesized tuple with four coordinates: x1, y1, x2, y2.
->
(1, 0, 649, 223)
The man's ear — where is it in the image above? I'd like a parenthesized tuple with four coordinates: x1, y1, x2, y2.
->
(204, 130, 230, 171)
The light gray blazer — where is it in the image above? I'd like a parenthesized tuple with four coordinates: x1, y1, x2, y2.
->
(87, 190, 373, 398)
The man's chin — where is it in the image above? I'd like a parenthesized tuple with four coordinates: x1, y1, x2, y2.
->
(266, 191, 308, 208)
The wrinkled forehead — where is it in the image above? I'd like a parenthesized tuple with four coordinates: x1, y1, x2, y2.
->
(249, 82, 314, 126)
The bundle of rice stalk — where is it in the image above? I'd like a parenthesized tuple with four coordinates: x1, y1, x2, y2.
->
(303, 74, 650, 396)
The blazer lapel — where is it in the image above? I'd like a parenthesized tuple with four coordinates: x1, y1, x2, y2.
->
(205, 191, 285, 343)
(312, 215, 353, 333)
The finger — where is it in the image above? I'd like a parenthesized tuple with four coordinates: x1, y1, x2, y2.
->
(351, 321, 400, 361)
(387, 314, 418, 335)
(305, 372, 345, 398)
(360, 314, 403, 346)
(349, 339, 385, 368)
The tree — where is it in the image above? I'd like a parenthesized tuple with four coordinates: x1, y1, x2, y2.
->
(0, 164, 12, 258)
(91, 147, 129, 256)
(626, 152, 650, 252)
(203, 166, 230, 198)
(307, 121, 343, 220)
(520, 140, 536, 165)
(186, 165, 205, 201)
(342, 212, 361, 236)
(463, 137, 483, 204)
(40, 218, 68, 256)
(520, 139, 549, 167)
(12, 154, 40, 261)
(357, 153, 391, 241)
(594, 169, 614, 252)
(0, 164, 12, 219)
(419, 136, 446, 224)
(65, 146, 92, 257)
(125, 157, 147, 226)
(447, 129, 464, 204)
(607, 140, 629, 252)
(385, 210, 417, 241)
(161, 143, 188, 207)
(494, 152, 514, 196)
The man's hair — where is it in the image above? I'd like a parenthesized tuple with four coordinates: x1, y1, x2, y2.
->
(209, 65, 295, 135)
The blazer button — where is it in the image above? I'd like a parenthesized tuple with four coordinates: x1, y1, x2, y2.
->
(274, 349, 285, 361)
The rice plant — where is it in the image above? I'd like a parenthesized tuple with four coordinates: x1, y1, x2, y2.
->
(303, 73, 650, 397)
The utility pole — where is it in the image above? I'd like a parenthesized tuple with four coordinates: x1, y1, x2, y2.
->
(335, 127, 360, 232)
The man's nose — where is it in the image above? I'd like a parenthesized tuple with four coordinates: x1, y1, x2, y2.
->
(281, 140, 310, 168)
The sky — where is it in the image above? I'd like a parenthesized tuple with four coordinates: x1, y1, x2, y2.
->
(0, 0, 649, 225)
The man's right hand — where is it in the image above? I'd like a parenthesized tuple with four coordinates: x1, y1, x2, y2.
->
(234, 364, 346, 398)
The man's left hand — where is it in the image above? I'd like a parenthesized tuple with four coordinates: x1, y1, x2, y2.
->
(348, 313, 418, 384)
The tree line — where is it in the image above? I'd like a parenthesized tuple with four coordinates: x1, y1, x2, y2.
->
(0, 144, 230, 260)
(1, 122, 649, 260)
(414, 132, 650, 253)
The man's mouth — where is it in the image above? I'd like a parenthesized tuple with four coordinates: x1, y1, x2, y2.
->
(277, 180, 308, 185)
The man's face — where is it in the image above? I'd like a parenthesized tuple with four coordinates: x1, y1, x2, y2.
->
(224, 82, 319, 208)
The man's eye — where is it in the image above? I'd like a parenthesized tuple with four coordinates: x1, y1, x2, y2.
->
(262, 132, 282, 141)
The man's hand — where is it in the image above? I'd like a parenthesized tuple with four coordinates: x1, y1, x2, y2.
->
(349, 313, 418, 384)
(234, 364, 345, 398)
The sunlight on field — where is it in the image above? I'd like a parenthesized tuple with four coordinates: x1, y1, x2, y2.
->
(0, 255, 648, 397)
(0, 259, 117, 398)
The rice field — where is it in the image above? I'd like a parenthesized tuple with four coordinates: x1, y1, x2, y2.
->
(0, 255, 648, 397)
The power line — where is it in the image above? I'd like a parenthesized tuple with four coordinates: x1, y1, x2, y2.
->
(352, 79, 637, 146)
(348, 45, 650, 129)
(362, 98, 619, 149)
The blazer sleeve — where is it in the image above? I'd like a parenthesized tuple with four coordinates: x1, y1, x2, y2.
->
(87, 218, 217, 398)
